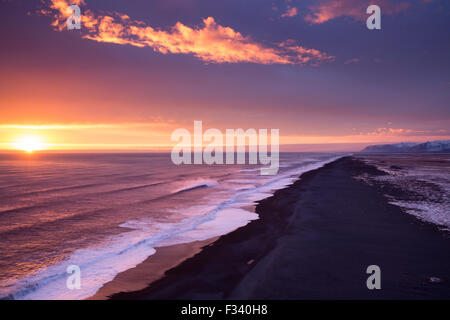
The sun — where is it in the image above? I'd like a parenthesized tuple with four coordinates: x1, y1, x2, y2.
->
(12, 135, 46, 153)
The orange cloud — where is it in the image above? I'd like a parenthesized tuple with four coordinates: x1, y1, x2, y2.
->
(281, 6, 299, 18)
(305, 0, 410, 24)
(364, 127, 450, 137)
(368, 127, 415, 136)
(279, 40, 335, 65)
(41, 0, 333, 65)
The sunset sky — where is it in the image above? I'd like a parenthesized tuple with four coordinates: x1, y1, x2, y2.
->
(0, 0, 449, 152)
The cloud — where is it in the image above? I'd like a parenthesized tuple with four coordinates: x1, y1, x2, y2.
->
(368, 127, 414, 135)
(41, 0, 333, 65)
(281, 6, 299, 18)
(344, 58, 360, 64)
(279, 40, 335, 66)
(304, 0, 410, 24)
(0, 123, 169, 130)
(365, 127, 450, 137)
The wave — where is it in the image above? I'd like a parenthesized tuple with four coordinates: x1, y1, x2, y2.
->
(8, 182, 108, 198)
(0, 180, 218, 236)
(1, 205, 256, 300)
(239, 168, 261, 173)
(99, 181, 166, 195)
(172, 180, 219, 194)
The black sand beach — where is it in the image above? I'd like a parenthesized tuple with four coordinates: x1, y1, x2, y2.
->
(110, 157, 450, 300)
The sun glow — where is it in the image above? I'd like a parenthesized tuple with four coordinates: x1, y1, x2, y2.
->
(12, 135, 46, 153)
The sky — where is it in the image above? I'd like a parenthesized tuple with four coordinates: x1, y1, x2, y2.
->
(0, 0, 449, 152)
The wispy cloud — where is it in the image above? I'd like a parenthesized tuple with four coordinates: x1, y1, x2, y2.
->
(305, 0, 410, 24)
(366, 127, 450, 137)
(41, 0, 333, 65)
(0, 123, 169, 130)
(344, 58, 361, 64)
(279, 40, 334, 66)
(281, 6, 299, 18)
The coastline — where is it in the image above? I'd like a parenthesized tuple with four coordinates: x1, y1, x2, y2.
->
(86, 156, 342, 300)
(106, 156, 450, 299)
(88, 237, 219, 300)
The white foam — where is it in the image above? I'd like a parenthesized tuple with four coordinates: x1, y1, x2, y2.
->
(390, 200, 450, 231)
(157, 208, 258, 247)
(4, 230, 157, 300)
(172, 179, 218, 193)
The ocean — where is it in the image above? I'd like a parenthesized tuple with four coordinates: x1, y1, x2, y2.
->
(0, 152, 342, 299)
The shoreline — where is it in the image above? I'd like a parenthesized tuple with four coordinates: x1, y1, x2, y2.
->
(87, 156, 342, 299)
(88, 237, 219, 300)
(109, 156, 450, 299)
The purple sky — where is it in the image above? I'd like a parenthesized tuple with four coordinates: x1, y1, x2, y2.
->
(0, 0, 449, 151)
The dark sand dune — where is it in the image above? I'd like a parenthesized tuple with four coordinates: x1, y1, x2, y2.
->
(111, 157, 450, 300)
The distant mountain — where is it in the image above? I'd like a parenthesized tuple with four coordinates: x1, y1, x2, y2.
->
(361, 140, 450, 153)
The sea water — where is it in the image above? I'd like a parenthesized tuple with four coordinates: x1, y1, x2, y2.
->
(0, 152, 342, 299)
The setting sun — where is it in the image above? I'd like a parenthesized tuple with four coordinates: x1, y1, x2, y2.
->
(12, 135, 46, 153)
